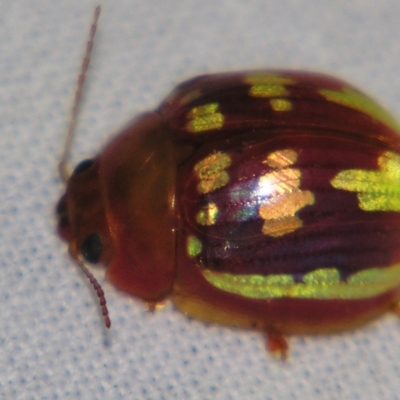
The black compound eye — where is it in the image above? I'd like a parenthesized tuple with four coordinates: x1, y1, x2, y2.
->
(72, 159, 94, 176)
(80, 233, 102, 263)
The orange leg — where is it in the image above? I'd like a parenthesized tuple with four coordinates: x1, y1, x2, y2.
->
(391, 302, 400, 317)
(266, 331, 289, 360)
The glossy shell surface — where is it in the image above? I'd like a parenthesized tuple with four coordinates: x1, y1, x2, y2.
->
(58, 70, 400, 340)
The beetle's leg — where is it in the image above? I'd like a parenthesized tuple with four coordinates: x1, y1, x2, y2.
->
(147, 301, 166, 313)
(391, 302, 400, 317)
(266, 331, 288, 360)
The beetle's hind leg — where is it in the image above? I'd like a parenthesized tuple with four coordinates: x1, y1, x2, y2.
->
(266, 331, 289, 360)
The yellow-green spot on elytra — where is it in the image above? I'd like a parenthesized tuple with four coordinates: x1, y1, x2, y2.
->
(331, 151, 400, 211)
(319, 87, 400, 134)
(250, 84, 289, 98)
(187, 235, 202, 257)
(244, 73, 295, 86)
(202, 263, 400, 300)
(196, 203, 219, 225)
(194, 152, 232, 194)
(270, 98, 292, 111)
(245, 74, 294, 99)
(186, 103, 225, 133)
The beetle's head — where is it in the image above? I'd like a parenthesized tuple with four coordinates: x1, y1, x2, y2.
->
(56, 157, 114, 266)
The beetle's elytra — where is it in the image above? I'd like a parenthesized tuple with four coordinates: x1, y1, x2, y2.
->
(57, 7, 400, 358)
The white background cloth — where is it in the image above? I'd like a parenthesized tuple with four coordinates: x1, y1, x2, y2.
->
(2, 1, 400, 399)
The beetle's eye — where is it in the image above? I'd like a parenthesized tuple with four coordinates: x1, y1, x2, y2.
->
(72, 159, 94, 176)
(80, 233, 102, 263)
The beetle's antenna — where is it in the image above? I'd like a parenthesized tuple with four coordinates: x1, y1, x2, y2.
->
(59, 5, 101, 182)
(78, 259, 111, 328)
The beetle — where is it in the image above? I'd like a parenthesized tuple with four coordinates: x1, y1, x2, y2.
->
(56, 7, 400, 358)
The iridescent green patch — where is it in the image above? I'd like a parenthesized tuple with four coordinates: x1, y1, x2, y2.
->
(187, 235, 202, 257)
(194, 152, 232, 194)
(202, 263, 400, 299)
(319, 87, 400, 134)
(245, 73, 294, 100)
(249, 84, 289, 98)
(331, 151, 400, 211)
(244, 73, 295, 86)
(196, 203, 219, 225)
(270, 98, 292, 111)
(186, 103, 224, 133)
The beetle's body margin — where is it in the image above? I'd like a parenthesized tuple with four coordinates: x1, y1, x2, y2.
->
(57, 70, 400, 352)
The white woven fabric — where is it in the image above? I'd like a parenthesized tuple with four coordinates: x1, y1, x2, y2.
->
(2, 1, 400, 399)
